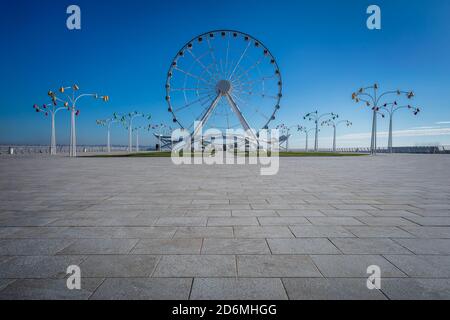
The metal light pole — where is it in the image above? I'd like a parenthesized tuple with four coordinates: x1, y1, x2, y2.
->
(298, 126, 316, 152)
(47, 85, 109, 157)
(321, 119, 352, 152)
(303, 111, 338, 152)
(33, 102, 66, 155)
(115, 112, 151, 152)
(352, 84, 415, 155)
(379, 102, 420, 153)
(96, 118, 119, 153)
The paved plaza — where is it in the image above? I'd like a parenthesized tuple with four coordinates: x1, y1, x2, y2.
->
(0, 154, 450, 299)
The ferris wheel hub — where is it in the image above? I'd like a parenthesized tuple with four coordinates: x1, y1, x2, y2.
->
(216, 80, 232, 95)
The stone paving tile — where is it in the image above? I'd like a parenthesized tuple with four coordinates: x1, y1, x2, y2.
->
(344, 226, 413, 238)
(267, 239, 340, 254)
(2, 227, 69, 239)
(0, 278, 104, 300)
(0, 239, 74, 255)
(49, 217, 157, 227)
(307, 217, 364, 226)
(319, 210, 370, 217)
(282, 278, 386, 300)
(276, 210, 324, 217)
(329, 238, 412, 254)
(90, 278, 192, 300)
(131, 239, 202, 254)
(231, 210, 278, 217)
(401, 226, 450, 238)
(0, 279, 15, 291)
(174, 227, 234, 238)
(364, 210, 420, 217)
(155, 217, 207, 227)
(290, 226, 354, 238)
(0, 255, 86, 279)
(57, 239, 139, 255)
(0, 217, 57, 227)
(237, 255, 322, 277)
(233, 226, 293, 238)
(384, 255, 450, 277)
(79, 255, 159, 277)
(207, 217, 259, 226)
(191, 278, 288, 300)
(382, 278, 450, 300)
(406, 217, 450, 226)
(356, 217, 418, 226)
(391, 238, 450, 255)
(153, 255, 236, 277)
(0, 227, 23, 238)
(310, 255, 406, 278)
(202, 239, 270, 254)
(257, 217, 310, 226)
(185, 210, 231, 217)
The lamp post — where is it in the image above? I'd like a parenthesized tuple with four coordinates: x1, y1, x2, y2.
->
(321, 119, 352, 152)
(275, 124, 301, 152)
(379, 103, 420, 153)
(298, 126, 316, 152)
(96, 117, 119, 153)
(352, 84, 415, 155)
(32, 102, 67, 155)
(115, 112, 151, 152)
(47, 85, 109, 157)
(303, 111, 338, 151)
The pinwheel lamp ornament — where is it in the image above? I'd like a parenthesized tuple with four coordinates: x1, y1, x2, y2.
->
(321, 118, 352, 153)
(42, 84, 109, 157)
(303, 111, 338, 152)
(115, 112, 152, 152)
(297, 125, 316, 152)
(352, 84, 419, 155)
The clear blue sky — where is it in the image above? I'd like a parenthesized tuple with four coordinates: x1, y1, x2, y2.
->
(1, 0, 449, 148)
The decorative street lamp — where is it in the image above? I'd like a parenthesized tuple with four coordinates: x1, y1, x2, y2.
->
(298, 126, 316, 152)
(114, 112, 151, 152)
(32, 102, 67, 155)
(48, 85, 109, 157)
(352, 84, 415, 155)
(321, 118, 352, 153)
(379, 102, 420, 153)
(96, 117, 120, 153)
(303, 111, 338, 151)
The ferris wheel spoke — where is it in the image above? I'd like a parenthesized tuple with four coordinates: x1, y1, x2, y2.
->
(174, 94, 214, 113)
(206, 38, 221, 78)
(232, 56, 265, 82)
(225, 39, 230, 78)
(228, 41, 251, 81)
(174, 67, 214, 86)
(171, 87, 214, 92)
(186, 49, 218, 82)
(193, 93, 222, 137)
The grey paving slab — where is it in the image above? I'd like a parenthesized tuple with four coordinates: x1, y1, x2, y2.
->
(276, 210, 324, 217)
(237, 255, 322, 277)
(320, 210, 370, 217)
(0, 239, 74, 255)
(131, 239, 202, 254)
(401, 226, 450, 238)
(344, 226, 413, 238)
(330, 238, 412, 254)
(207, 217, 259, 226)
(234, 226, 294, 238)
(155, 217, 207, 227)
(173, 227, 233, 238)
(202, 239, 270, 254)
(267, 239, 340, 254)
(90, 278, 192, 300)
(282, 278, 386, 300)
(57, 239, 139, 255)
(0, 255, 86, 279)
(393, 238, 450, 254)
(153, 255, 236, 277)
(356, 217, 418, 226)
(384, 255, 450, 277)
(290, 226, 355, 238)
(382, 278, 450, 300)
(191, 278, 288, 300)
(406, 217, 450, 226)
(79, 255, 159, 277)
(0, 278, 104, 300)
(232, 210, 278, 217)
(310, 255, 406, 278)
(258, 217, 310, 226)
(307, 217, 364, 226)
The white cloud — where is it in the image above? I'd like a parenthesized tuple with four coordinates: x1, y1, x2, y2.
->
(436, 121, 450, 124)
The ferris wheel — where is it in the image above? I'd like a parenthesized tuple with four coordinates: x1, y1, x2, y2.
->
(165, 30, 282, 138)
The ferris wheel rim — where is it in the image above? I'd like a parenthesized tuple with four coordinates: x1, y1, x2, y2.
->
(165, 29, 283, 131)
